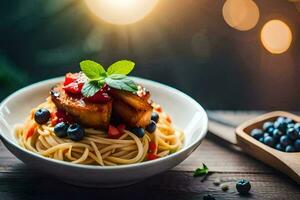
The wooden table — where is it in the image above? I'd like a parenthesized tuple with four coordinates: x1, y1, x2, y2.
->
(0, 111, 299, 200)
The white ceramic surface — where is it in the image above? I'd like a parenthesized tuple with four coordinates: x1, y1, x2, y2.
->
(0, 77, 208, 188)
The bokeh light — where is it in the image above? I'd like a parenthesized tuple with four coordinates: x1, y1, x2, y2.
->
(261, 20, 292, 54)
(84, 0, 158, 25)
(222, 0, 260, 31)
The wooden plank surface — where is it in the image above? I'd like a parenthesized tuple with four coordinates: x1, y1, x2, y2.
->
(0, 111, 299, 199)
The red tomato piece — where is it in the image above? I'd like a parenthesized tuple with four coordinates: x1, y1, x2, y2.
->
(148, 142, 157, 153)
(108, 125, 122, 139)
(63, 82, 83, 94)
(55, 109, 74, 123)
(26, 124, 37, 139)
(166, 116, 172, 123)
(50, 112, 58, 126)
(64, 73, 78, 86)
(117, 124, 126, 134)
(147, 153, 159, 160)
(85, 91, 111, 103)
(156, 106, 162, 113)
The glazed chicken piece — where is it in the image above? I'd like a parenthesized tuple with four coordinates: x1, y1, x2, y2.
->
(50, 84, 112, 128)
(110, 87, 153, 128)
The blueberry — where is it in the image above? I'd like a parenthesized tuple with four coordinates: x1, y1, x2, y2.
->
(276, 116, 285, 123)
(259, 137, 264, 143)
(286, 128, 298, 140)
(275, 143, 284, 151)
(285, 118, 294, 124)
(272, 129, 283, 142)
(274, 120, 288, 132)
(236, 179, 251, 195)
(67, 123, 85, 141)
(294, 139, 300, 151)
(34, 108, 51, 124)
(250, 129, 263, 140)
(263, 122, 274, 133)
(145, 120, 156, 133)
(267, 127, 275, 135)
(54, 122, 69, 138)
(285, 145, 295, 152)
(151, 112, 159, 123)
(287, 123, 295, 129)
(131, 127, 145, 138)
(263, 136, 274, 147)
(263, 133, 270, 138)
(294, 123, 300, 133)
(280, 135, 292, 147)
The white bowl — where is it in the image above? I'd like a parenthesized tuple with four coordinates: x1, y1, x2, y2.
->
(0, 77, 208, 187)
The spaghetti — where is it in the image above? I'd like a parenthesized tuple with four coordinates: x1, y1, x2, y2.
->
(15, 98, 184, 166)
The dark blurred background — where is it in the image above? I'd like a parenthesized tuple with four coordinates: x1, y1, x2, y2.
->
(0, 0, 299, 110)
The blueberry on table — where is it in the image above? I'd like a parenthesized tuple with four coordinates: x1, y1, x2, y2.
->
(131, 127, 145, 138)
(259, 137, 264, 143)
(145, 120, 156, 133)
(151, 112, 159, 123)
(263, 122, 274, 133)
(275, 143, 284, 151)
(263, 136, 274, 147)
(54, 122, 69, 138)
(286, 128, 298, 140)
(34, 108, 50, 124)
(67, 123, 85, 141)
(280, 135, 291, 147)
(294, 139, 300, 151)
(236, 179, 251, 195)
(285, 145, 295, 152)
(250, 129, 263, 140)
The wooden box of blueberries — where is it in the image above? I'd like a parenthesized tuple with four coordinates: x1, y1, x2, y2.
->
(236, 111, 300, 184)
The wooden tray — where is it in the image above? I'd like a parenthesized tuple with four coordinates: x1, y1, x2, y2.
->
(236, 111, 300, 184)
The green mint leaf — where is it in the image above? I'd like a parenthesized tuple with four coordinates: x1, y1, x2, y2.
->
(105, 75, 138, 92)
(193, 164, 209, 177)
(81, 81, 101, 97)
(80, 60, 106, 79)
(109, 74, 126, 79)
(107, 60, 135, 76)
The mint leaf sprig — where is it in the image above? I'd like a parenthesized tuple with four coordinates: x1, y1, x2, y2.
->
(80, 60, 138, 97)
(193, 163, 209, 177)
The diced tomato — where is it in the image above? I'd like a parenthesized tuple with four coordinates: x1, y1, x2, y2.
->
(148, 142, 157, 153)
(63, 82, 84, 94)
(84, 91, 111, 103)
(26, 124, 37, 139)
(147, 153, 159, 160)
(166, 116, 172, 123)
(108, 125, 122, 139)
(50, 112, 58, 126)
(84, 85, 111, 103)
(64, 73, 78, 86)
(117, 124, 126, 134)
(55, 109, 74, 123)
(156, 106, 162, 113)
(101, 84, 110, 93)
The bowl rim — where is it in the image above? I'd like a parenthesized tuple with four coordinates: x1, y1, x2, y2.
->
(0, 76, 208, 170)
